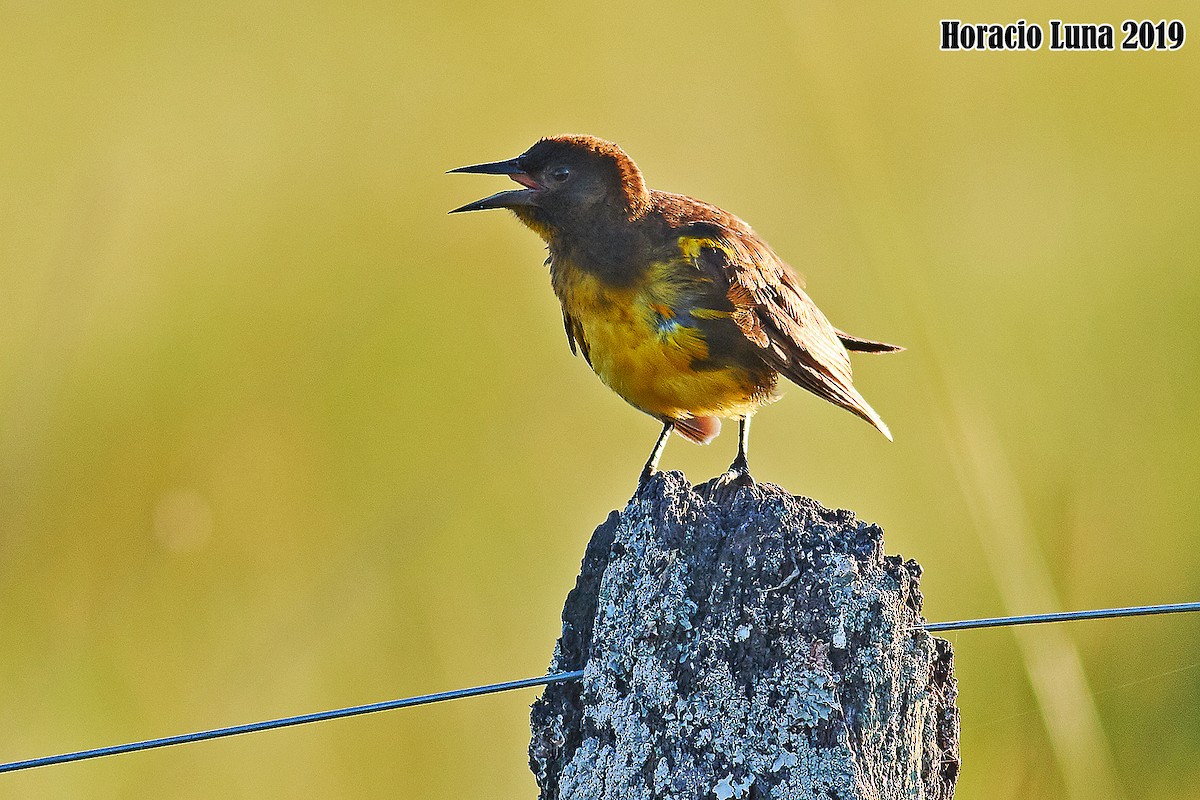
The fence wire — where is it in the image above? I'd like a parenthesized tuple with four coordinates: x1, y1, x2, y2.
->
(3, 601, 1198, 775)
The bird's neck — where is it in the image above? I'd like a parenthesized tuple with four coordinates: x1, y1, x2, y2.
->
(517, 205, 650, 287)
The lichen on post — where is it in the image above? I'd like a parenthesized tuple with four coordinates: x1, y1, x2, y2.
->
(530, 471, 959, 800)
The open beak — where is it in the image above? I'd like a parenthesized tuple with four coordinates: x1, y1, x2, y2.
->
(448, 157, 542, 213)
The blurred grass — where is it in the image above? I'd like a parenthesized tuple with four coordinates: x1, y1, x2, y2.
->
(1, 1, 1199, 797)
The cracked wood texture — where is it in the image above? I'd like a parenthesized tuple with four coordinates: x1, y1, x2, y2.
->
(529, 471, 959, 800)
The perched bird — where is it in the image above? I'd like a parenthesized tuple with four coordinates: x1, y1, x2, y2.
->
(450, 135, 901, 485)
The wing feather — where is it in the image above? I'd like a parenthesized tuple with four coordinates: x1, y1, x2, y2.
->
(679, 218, 891, 439)
(561, 307, 591, 366)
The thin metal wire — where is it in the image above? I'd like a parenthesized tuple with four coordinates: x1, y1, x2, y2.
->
(3, 600, 1199, 776)
(0, 669, 585, 775)
(922, 601, 1200, 632)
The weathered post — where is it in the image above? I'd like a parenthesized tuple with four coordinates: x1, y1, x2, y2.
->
(530, 472, 959, 800)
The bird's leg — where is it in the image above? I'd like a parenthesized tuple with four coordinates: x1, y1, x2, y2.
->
(702, 417, 754, 501)
(725, 417, 753, 479)
(638, 421, 675, 488)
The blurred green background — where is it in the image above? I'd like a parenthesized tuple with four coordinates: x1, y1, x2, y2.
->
(2, 1, 1198, 797)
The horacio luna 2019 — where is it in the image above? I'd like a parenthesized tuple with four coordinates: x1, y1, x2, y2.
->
(941, 19, 1186, 51)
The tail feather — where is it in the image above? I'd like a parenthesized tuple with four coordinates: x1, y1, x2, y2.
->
(844, 386, 893, 442)
(836, 330, 904, 354)
(674, 416, 721, 445)
(862, 408, 894, 442)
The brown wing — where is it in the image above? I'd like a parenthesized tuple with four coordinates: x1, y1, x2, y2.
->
(675, 213, 892, 440)
(561, 307, 591, 366)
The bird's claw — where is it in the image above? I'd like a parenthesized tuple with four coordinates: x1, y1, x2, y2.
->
(720, 469, 755, 489)
(636, 467, 656, 493)
(721, 456, 754, 487)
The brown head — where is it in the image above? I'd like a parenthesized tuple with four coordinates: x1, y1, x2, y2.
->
(449, 135, 651, 239)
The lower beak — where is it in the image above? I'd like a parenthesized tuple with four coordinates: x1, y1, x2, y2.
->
(448, 156, 541, 213)
(448, 188, 538, 214)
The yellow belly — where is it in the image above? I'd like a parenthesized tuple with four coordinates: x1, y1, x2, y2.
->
(554, 265, 773, 421)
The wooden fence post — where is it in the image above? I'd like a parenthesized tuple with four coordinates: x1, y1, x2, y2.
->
(530, 471, 959, 800)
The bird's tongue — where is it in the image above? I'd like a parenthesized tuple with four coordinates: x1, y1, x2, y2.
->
(510, 173, 542, 189)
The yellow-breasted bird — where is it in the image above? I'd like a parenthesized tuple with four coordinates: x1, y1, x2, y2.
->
(450, 135, 901, 485)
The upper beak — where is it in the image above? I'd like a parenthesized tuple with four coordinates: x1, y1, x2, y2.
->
(448, 157, 542, 213)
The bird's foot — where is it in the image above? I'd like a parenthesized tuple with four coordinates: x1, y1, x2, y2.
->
(715, 470, 755, 492)
(721, 455, 755, 487)
(636, 465, 657, 493)
(701, 460, 755, 502)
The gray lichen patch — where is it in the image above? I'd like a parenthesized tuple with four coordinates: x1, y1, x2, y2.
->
(530, 471, 959, 800)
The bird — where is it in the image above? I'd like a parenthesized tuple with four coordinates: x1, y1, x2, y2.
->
(449, 135, 901, 486)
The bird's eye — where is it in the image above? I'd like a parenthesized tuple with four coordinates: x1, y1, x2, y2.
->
(550, 166, 571, 183)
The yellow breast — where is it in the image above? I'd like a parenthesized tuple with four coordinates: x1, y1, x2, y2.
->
(552, 260, 771, 421)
